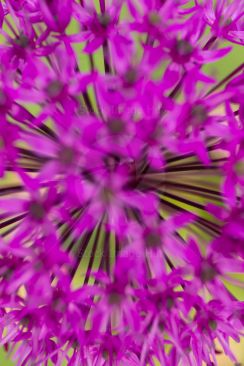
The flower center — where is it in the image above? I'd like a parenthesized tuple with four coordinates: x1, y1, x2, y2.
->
(0, 90, 7, 107)
(124, 68, 138, 86)
(98, 13, 111, 28)
(176, 40, 193, 56)
(102, 349, 109, 360)
(208, 319, 217, 331)
(166, 296, 174, 310)
(71, 340, 79, 349)
(46, 80, 64, 99)
(14, 34, 29, 48)
(107, 118, 125, 134)
(58, 146, 75, 166)
(101, 187, 114, 204)
(219, 15, 232, 28)
(3, 268, 13, 280)
(145, 230, 161, 249)
(104, 154, 120, 171)
(148, 12, 161, 26)
(29, 201, 45, 221)
(191, 104, 208, 124)
(158, 320, 165, 331)
(200, 263, 217, 283)
(20, 315, 30, 327)
(52, 297, 66, 312)
(108, 291, 122, 305)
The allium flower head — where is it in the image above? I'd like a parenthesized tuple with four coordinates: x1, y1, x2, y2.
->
(0, 0, 243, 365)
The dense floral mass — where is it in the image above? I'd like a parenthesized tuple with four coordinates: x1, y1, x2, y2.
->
(0, 0, 243, 365)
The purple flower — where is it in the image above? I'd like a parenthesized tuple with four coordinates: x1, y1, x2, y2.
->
(0, 1, 243, 365)
(198, 0, 244, 45)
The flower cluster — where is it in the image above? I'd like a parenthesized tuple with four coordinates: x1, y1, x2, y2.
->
(0, 0, 243, 365)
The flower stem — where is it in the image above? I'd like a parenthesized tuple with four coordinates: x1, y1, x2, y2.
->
(206, 63, 244, 96)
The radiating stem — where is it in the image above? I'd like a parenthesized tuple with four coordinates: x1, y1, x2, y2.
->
(88, 54, 104, 119)
(99, 0, 106, 13)
(206, 63, 244, 96)
(203, 36, 217, 50)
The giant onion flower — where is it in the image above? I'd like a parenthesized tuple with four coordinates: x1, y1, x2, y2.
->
(0, 0, 243, 365)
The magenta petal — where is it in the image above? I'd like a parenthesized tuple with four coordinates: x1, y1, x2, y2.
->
(83, 37, 104, 53)
(196, 46, 232, 63)
(0, 198, 26, 214)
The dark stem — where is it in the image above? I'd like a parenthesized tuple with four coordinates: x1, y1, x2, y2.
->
(203, 36, 217, 50)
(99, 0, 112, 74)
(74, 64, 95, 114)
(0, 214, 26, 230)
(103, 40, 112, 74)
(88, 54, 104, 119)
(99, 0, 106, 13)
(11, 104, 56, 138)
(168, 72, 186, 100)
(206, 63, 244, 96)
